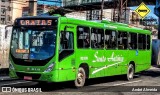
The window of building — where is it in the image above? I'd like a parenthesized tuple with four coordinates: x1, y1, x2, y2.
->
(77, 26, 90, 48)
(8, 15, 10, 21)
(105, 30, 117, 49)
(1, 5, 5, 7)
(1, 18, 5, 24)
(1, 0, 5, 2)
(1, 8, 5, 14)
(91, 28, 104, 48)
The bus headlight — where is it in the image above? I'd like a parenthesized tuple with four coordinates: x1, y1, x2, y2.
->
(44, 63, 55, 72)
(9, 61, 15, 70)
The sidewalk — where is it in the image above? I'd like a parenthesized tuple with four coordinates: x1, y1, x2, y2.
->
(0, 68, 11, 81)
(149, 66, 160, 71)
(0, 68, 8, 76)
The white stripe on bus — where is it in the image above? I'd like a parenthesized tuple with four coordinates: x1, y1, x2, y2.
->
(92, 61, 122, 74)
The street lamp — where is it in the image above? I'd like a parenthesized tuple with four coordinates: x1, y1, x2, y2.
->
(100, 0, 104, 20)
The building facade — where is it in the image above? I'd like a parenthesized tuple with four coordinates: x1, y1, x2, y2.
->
(1, 0, 63, 24)
(11, 0, 28, 23)
(0, 0, 29, 25)
(0, 0, 11, 25)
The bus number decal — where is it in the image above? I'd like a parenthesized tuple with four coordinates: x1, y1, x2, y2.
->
(80, 57, 88, 61)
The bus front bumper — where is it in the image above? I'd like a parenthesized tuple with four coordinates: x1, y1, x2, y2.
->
(9, 69, 59, 82)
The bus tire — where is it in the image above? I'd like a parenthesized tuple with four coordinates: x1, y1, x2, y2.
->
(127, 64, 134, 81)
(74, 67, 86, 88)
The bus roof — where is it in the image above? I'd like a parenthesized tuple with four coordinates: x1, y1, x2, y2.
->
(60, 17, 151, 35)
(14, 16, 151, 35)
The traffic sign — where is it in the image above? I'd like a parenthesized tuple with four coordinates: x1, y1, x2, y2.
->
(135, 2, 151, 19)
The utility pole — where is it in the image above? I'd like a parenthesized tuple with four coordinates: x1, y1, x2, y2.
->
(100, 0, 104, 20)
(5, 8, 7, 24)
(28, 0, 37, 16)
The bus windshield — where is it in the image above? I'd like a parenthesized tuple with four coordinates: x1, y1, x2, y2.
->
(11, 27, 57, 60)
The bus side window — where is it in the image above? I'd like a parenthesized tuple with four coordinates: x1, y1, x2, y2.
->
(77, 26, 90, 48)
(128, 33, 132, 49)
(59, 31, 74, 61)
(60, 31, 74, 50)
(117, 31, 128, 49)
(105, 30, 117, 49)
(91, 28, 104, 49)
(105, 30, 111, 49)
(129, 33, 137, 49)
(98, 29, 104, 48)
(138, 34, 146, 50)
(143, 34, 146, 50)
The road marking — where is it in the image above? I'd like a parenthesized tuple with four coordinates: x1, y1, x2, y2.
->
(1, 81, 32, 86)
(113, 80, 142, 86)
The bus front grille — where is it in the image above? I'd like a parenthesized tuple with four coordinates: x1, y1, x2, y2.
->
(16, 72, 41, 79)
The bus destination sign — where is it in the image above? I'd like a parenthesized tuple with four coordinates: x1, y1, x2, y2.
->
(19, 20, 53, 26)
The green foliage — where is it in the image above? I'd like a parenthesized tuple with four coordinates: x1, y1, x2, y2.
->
(48, 8, 65, 16)
(154, 25, 158, 29)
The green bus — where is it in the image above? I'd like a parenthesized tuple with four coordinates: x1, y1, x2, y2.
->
(9, 16, 151, 87)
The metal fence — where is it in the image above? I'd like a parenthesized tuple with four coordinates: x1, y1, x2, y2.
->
(63, 0, 112, 6)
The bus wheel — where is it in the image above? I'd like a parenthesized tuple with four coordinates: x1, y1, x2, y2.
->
(74, 67, 86, 88)
(127, 64, 134, 81)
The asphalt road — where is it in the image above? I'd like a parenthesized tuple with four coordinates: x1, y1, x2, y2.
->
(0, 66, 160, 95)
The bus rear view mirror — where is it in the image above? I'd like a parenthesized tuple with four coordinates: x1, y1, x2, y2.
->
(5, 25, 13, 39)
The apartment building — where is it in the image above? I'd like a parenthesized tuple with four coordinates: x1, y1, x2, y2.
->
(0, 0, 11, 25)
(0, 0, 29, 25)
(10, 0, 28, 23)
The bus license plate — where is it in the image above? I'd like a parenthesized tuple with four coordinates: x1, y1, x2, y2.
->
(24, 76, 32, 80)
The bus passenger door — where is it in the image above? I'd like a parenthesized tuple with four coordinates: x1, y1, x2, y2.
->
(58, 29, 76, 81)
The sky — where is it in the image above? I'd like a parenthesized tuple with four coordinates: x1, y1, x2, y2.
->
(37, 1, 158, 19)
(37, 0, 61, 6)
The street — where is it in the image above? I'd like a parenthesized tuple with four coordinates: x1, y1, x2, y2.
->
(0, 66, 160, 95)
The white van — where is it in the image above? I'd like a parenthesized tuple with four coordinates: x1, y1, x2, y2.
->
(0, 25, 12, 69)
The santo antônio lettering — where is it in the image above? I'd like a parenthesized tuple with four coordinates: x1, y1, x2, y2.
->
(138, 9, 147, 12)
(20, 20, 52, 25)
